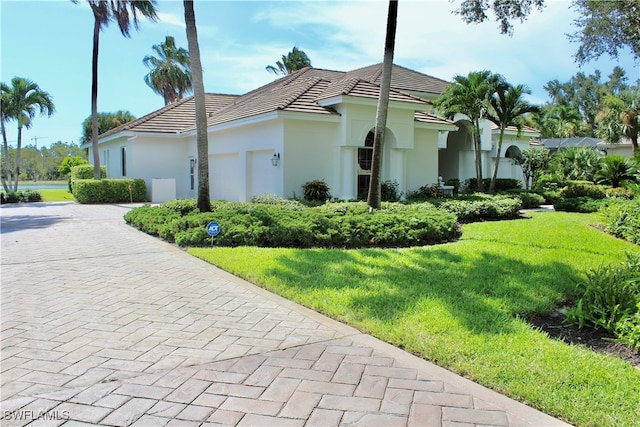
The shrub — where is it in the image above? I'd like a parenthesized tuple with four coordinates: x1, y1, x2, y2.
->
(437, 194, 522, 223)
(406, 184, 450, 201)
(125, 201, 459, 248)
(466, 178, 521, 192)
(1, 189, 42, 203)
(251, 194, 306, 210)
(600, 199, 640, 244)
(70, 164, 106, 193)
(566, 253, 640, 341)
(605, 187, 635, 200)
(554, 197, 607, 213)
(160, 199, 199, 215)
(445, 179, 460, 195)
(559, 182, 606, 199)
(615, 302, 640, 349)
(302, 179, 331, 202)
(74, 179, 146, 204)
(381, 180, 402, 202)
(506, 190, 545, 209)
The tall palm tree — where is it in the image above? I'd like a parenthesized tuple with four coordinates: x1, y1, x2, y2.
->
(265, 46, 312, 76)
(183, 0, 210, 212)
(433, 70, 500, 192)
(367, 0, 397, 210)
(143, 35, 192, 105)
(596, 90, 639, 154)
(74, 0, 158, 179)
(1, 81, 13, 192)
(487, 82, 539, 193)
(0, 77, 54, 192)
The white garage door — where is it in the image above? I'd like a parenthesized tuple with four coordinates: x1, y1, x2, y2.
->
(210, 153, 240, 201)
(248, 150, 277, 199)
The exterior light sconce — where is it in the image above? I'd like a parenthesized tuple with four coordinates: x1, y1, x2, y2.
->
(271, 153, 280, 166)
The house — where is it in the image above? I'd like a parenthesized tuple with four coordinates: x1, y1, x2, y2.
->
(90, 64, 538, 202)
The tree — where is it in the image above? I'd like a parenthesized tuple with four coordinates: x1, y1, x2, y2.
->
(487, 82, 539, 193)
(0, 77, 54, 192)
(595, 90, 639, 154)
(550, 146, 601, 181)
(595, 155, 637, 188)
(434, 71, 501, 192)
(515, 147, 549, 190)
(569, 0, 640, 65)
(184, 0, 210, 212)
(367, 0, 397, 210)
(543, 67, 631, 136)
(58, 156, 89, 176)
(265, 46, 312, 76)
(80, 110, 136, 144)
(455, 0, 544, 35)
(75, 0, 158, 179)
(535, 104, 584, 138)
(143, 35, 192, 105)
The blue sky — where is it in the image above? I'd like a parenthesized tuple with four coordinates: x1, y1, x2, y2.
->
(1, 0, 637, 148)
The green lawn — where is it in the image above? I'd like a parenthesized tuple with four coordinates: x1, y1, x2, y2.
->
(189, 211, 640, 427)
(39, 189, 75, 202)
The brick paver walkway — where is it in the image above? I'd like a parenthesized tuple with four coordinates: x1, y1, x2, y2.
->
(1, 202, 569, 426)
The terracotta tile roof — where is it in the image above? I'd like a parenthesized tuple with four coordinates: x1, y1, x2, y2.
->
(414, 111, 456, 125)
(98, 93, 238, 139)
(100, 64, 452, 138)
(490, 123, 540, 134)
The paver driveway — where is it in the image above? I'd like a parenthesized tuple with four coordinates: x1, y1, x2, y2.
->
(0, 202, 569, 426)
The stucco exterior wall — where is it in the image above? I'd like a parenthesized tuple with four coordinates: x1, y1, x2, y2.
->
(408, 128, 440, 192)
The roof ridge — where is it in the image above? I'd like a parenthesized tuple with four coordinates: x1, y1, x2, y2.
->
(277, 76, 323, 110)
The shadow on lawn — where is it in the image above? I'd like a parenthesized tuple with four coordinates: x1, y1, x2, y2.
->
(265, 247, 581, 336)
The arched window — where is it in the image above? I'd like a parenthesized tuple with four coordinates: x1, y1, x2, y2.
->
(505, 145, 521, 159)
(357, 131, 375, 198)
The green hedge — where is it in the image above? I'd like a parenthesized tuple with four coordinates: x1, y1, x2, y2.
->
(69, 164, 106, 192)
(554, 197, 608, 213)
(125, 201, 459, 248)
(74, 179, 147, 204)
(465, 178, 522, 192)
(434, 194, 522, 223)
(1, 189, 42, 203)
(601, 199, 640, 245)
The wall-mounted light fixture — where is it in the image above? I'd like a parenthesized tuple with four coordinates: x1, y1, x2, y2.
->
(271, 153, 280, 166)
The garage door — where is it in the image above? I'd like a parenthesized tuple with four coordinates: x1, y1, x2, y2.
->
(248, 150, 277, 199)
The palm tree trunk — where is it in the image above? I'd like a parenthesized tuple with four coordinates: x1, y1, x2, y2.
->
(473, 121, 484, 192)
(489, 129, 505, 193)
(13, 125, 22, 192)
(184, 0, 210, 212)
(367, 0, 397, 210)
(91, 16, 102, 180)
(1, 120, 11, 192)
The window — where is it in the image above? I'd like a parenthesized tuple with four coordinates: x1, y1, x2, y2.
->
(190, 158, 196, 190)
(357, 131, 375, 198)
(121, 147, 127, 176)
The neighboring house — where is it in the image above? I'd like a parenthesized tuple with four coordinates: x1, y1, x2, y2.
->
(541, 137, 634, 158)
(89, 64, 538, 202)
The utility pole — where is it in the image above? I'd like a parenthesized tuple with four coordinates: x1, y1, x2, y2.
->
(30, 136, 48, 149)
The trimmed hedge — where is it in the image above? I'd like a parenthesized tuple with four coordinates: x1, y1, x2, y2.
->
(125, 201, 459, 248)
(74, 179, 146, 204)
(69, 164, 106, 192)
(434, 194, 522, 223)
(559, 182, 606, 200)
(554, 197, 608, 213)
(466, 178, 522, 192)
(1, 189, 42, 203)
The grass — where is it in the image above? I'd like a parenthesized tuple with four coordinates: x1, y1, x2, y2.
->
(39, 189, 75, 202)
(189, 211, 640, 427)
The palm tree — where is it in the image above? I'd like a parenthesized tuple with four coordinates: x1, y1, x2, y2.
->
(74, 0, 158, 179)
(595, 90, 639, 154)
(543, 104, 584, 137)
(487, 82, 539, 193)
(143, 35, 192, 105)
(1, 81, 13, 192)
(265, 46, 312, 76)
(595, 155, 637, 188)
(367, 0, 397, 210)
(183, 0, 210, 212)
(0, 77, 54, 192)
(433, 70, 501, 192)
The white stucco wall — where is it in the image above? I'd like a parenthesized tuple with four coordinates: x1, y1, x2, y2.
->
(408, 128, 440, 192)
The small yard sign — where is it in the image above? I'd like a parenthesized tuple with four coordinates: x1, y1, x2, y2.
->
(206, 221, 221, 237)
